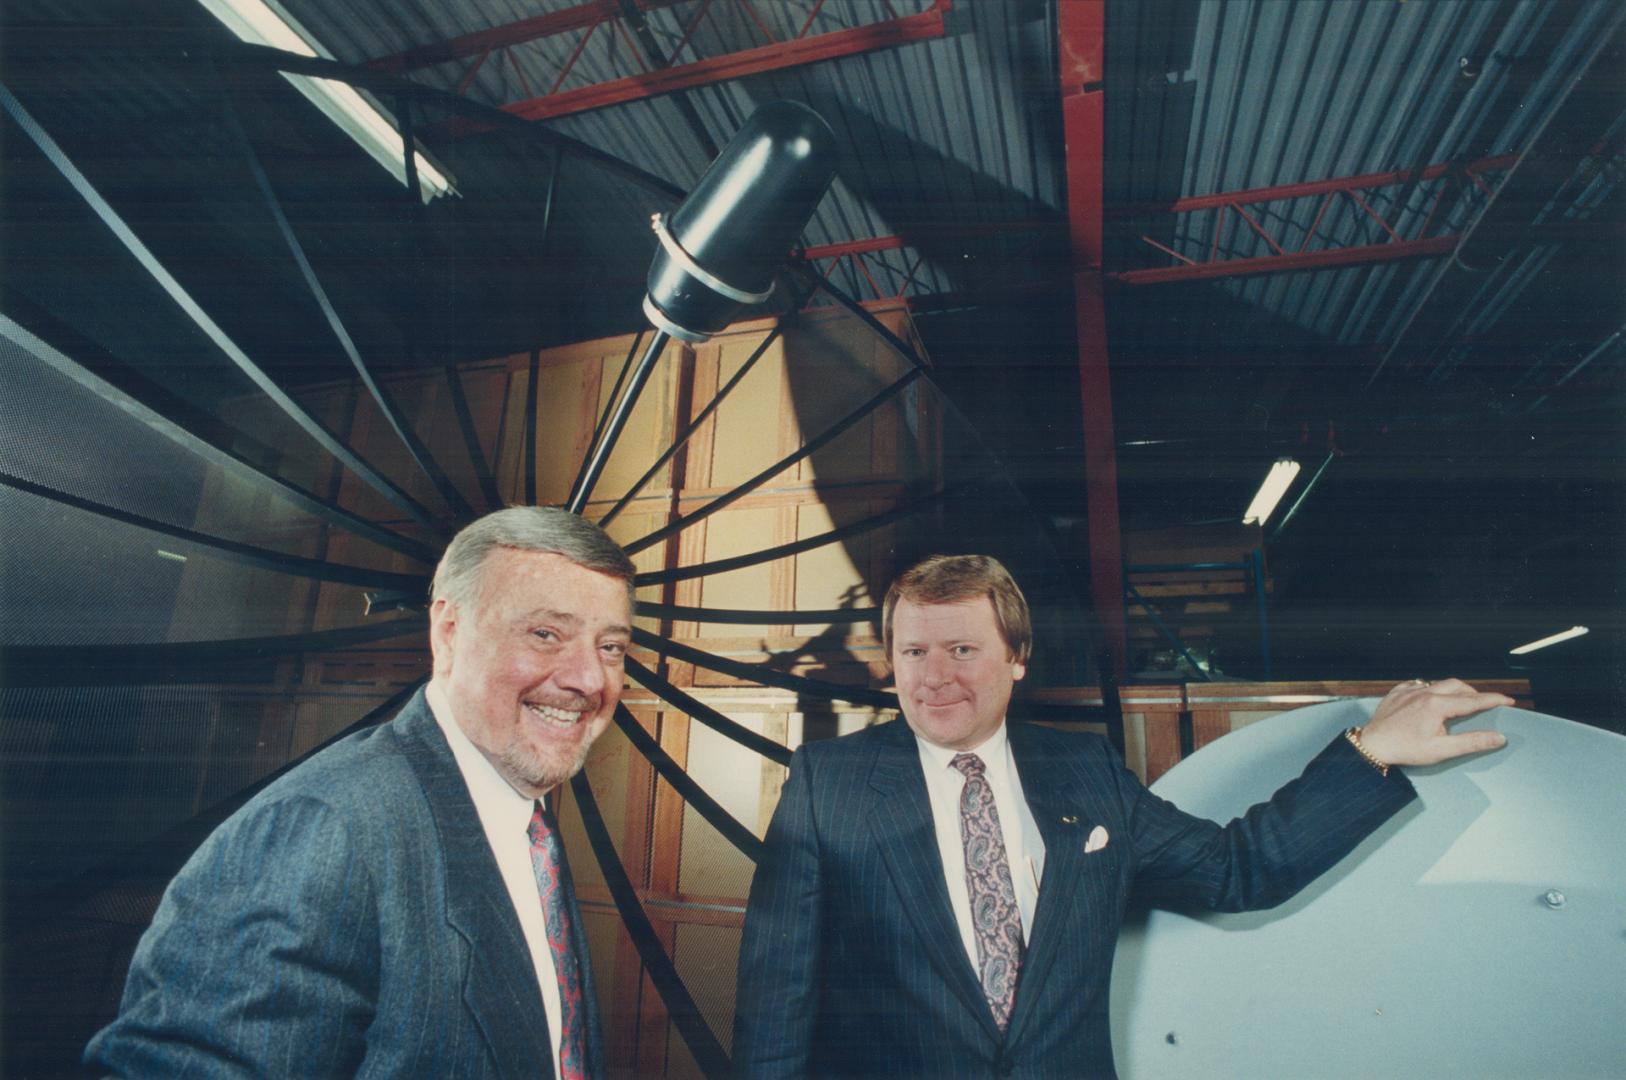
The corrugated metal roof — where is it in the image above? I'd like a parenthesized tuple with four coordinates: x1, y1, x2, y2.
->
(1105, 0, 1623, 362)
(252, 0, 1626, 374)
(276, 0, 1065, 306)
(7, 0, 1619, 444)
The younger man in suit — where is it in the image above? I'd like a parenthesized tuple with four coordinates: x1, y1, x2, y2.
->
(733, 553, 1510, 1078)
(87, 506, 634, 1079)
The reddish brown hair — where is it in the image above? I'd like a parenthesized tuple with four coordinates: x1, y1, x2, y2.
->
(882, 554, 1032, 664)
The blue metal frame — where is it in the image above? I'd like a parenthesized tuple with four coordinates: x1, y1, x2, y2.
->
(1123, 549, 1273, 681)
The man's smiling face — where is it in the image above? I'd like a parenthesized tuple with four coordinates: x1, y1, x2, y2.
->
(430, 547, 631, 797)
(890, 594, 1026, 752)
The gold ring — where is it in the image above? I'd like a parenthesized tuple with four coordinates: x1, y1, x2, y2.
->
(1410, 678, 1431, 687)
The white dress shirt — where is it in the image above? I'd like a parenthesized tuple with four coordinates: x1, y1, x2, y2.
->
(427, 682, 564, 1075)
(916, 722, 1046, 974)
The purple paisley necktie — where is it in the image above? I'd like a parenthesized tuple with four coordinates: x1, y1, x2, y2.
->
(950, 752, 1023, 1032)
(528, 801, 588, 1080)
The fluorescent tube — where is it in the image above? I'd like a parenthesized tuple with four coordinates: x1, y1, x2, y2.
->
(1509, 625, 1589, 655)
(197, 0, 455, 200)
(1242, 458, 1301, 526)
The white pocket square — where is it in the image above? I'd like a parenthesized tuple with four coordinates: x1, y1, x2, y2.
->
(1083, 825, 1109, 854)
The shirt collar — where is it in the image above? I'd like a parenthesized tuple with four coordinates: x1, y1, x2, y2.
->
(426, 680, 539, 832)
(914, 719, 1011, 775)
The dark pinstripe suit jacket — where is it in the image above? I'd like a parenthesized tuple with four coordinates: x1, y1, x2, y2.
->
(85, 689, 602, 1080)
(733, 715, 1413, 1079)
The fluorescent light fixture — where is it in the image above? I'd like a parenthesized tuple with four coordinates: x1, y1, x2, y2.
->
(197, 0, 456, 201)
(1509, 625, 1589, 655)
(1242, 457, 1301, 526)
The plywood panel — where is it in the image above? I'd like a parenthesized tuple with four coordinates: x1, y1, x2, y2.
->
(696, 507, 779, 634)
(369, 375, 459, 513)
(594, 339, 688, 501)
(1191, 708, 1231, 751)
(598, 508, 673, 638)
(329, 382, 447, 525)
(579, 909, 627, 1061)
(1143, 711, 1183, 784)
(1114, 687, 1186, 783)
(792, 500, 881, 638)
(557, 721, 636, 892)
(444, 363, 510, 496)
(782, 317, 887, 487)
(680, 344, 721, 493)
(708, 337, 788, 489)
(492, 364, 528, 503)
(490, 356, 590, 505)
(382, 363, 512, 511)
(1122, 711, 1148, 783)
(534, 356, 598, 505)
(676, 715, 776, 899)
(666, 923, 742, 1074)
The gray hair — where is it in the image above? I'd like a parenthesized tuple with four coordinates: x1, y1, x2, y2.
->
(431, 507, 637, 612)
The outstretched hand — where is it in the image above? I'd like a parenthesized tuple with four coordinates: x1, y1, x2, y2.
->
(1358, 678, 1511, 768)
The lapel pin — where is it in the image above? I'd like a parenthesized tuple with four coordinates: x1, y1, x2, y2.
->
(1060, 814, 1078, 825)
(1084, 825, 1109, 854)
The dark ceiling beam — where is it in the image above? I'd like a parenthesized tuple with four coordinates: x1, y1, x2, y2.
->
(808, 233, 1470, 292)
(799, 153, 1521, 294)
(1109, 153, 1519, 286)
(364, 0, 686, 73)
(1105, 153, 1519, 219)
(804, 232, 1460, 292)
(1111, 234, 1458, 286)
(611, 0, 721, 161)
(494, 0, 952, 124)
(1058, 0, 1126, 685)
(804, 235, 911, 259)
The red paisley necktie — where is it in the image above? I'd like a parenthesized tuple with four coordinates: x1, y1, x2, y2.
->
(951, 752, 1023, 1032)
(528, 801, 588, 1080)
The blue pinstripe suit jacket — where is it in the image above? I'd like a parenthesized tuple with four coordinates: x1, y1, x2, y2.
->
(86, 689, 602, 1079)
(733, 715, 1413, 1079)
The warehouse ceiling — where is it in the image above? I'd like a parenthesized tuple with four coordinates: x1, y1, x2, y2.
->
(4, 0, 1623, 714)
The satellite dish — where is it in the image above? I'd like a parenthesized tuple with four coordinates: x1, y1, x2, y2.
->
(1111, 700, 1626, 1079)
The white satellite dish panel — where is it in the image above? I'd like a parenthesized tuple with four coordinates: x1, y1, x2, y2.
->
(1110, 700, 1626, 1079)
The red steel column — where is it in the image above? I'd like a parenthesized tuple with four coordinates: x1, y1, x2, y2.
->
(1059, 0, 1126, 677)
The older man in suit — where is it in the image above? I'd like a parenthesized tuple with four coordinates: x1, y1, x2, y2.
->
(86, 506, 634, 1079)
(733, 554, 1510, 1079)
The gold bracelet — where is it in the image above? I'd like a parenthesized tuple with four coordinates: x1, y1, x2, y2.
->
(1344, 726, 1389, 778)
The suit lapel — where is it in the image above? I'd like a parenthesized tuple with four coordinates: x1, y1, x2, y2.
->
(1005, 721, 1090, 1047)
(866, 721, 1003, 1044)
(396, 692, 555, 1080)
